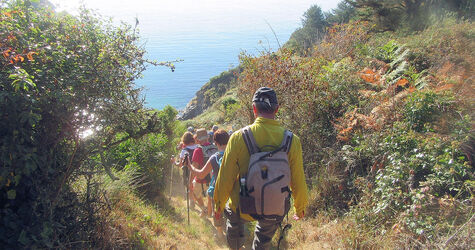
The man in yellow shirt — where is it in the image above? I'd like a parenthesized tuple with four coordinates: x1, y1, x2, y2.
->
(214, 87, 308, 249)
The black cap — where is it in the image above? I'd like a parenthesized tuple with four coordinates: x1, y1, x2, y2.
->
(252, 87, 278, 106)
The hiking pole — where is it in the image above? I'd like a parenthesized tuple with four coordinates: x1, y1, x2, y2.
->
(182, 154, 191, 226)
(169, 155, 175, 200)
(185, 170, 190, 225)
(181, 152, 191, 225)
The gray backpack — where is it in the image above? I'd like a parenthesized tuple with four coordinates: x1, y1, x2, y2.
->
(197, 144, 218, 183)
(239, 126, 293, 219)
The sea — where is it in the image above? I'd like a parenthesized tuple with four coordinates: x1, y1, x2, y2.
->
(54, 0, 340, 110)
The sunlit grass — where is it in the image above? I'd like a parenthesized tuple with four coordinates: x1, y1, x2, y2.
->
(91, 167, 228, 249)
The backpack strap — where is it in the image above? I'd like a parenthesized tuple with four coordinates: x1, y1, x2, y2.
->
(280, 130, 293, 153)
(215, 151, 224, 166)
(241, 126, 259, 154)
(197, 144, 205, 154)
(200, 144, 217, 158)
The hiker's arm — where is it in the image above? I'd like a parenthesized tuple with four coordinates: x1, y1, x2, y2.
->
(288, 135, 308, 218)
(189, 159, 212, 179)
(213, 133, 241, 213)
(171, 150, 186, 167)
(170, 156, 180, 166)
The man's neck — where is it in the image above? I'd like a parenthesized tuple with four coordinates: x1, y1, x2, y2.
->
(256, 113, 275, 119)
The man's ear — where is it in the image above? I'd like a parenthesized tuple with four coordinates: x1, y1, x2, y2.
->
(274, 105, 279, 115)
(252, 103, 258, 116)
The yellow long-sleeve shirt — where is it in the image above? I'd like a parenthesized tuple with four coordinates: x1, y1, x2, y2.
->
(214, 117, 308, 221)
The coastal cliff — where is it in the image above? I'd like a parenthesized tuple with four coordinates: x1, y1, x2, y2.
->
(179, 66, 241, 120)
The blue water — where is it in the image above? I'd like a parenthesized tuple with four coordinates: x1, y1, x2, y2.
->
(138, 28, 296, 110)
(56, 0, 340, 110)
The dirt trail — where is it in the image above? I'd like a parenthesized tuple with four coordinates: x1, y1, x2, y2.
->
(165, 166, 230, 249)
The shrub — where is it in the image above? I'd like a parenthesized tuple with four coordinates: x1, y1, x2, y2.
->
(222, 96, 240, 123)
(0, 2, 175, 247)
(404, 91, 455, 132)
(345, 121, 473, 238)
(315, 21, 372, 61)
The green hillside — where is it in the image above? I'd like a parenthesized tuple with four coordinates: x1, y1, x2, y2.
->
(184, 1, 474, 248)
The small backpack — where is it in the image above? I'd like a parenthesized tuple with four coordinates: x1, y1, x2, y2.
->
(207, 151, 224, 197)
(197, 144, 218, 183)
(239, 126, 293, 219)
(181, 147, 195, 186)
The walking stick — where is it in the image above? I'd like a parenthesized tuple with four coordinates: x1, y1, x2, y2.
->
(169, 155, 175, 200)
(185, 167, 190, 225)
(182, 153, 191, 225)
(186, 180, 190, 225)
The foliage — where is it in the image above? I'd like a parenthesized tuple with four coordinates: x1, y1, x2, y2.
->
(347, 0, 474, 31)
(106, 107, 177, 195)
(347, 122, 473, 239)
(0, 1, 176, 247)
(202, 68, 240, 108)
(286, 4, 328, 53)
(222, 96, 240, 122)
(232, 14, 474, 247)
(180, 66, 241, 120)
(404, 91, 455, 132)
(376, 39, 398, 63)
(404, 17, 475, 73)
(325, 1, 356, 25)
(315, 20, 372, 61)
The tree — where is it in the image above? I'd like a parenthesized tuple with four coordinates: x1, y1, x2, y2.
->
(325, 1, 356, 24)
(287, 4, 329, 53)
(346, 0, 474, 31)
(0, 0, 175, 247)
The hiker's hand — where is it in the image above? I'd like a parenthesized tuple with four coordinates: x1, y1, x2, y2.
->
(293, 211, 304, 221)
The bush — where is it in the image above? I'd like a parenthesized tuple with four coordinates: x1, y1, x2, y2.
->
(222, 96, 240, 123)
(0, 1, 175, 247)
(404, 91, 455, 132)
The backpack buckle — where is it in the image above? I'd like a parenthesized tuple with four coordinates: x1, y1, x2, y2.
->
(261, 166, 268, 179)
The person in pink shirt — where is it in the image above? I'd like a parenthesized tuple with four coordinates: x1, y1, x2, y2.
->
(189, 128, 217, 217)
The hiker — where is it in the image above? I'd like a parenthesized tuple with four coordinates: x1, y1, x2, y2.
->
(208, 125, 219, 144)
(187, 129, 229, 236)
(170, 132, 198, 207)
(213, 87, 308, 250)
(193, 133, 198, 144)
(190, 128, 218, 217)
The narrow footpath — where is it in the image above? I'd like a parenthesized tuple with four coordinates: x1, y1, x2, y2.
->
(164, 167, 234, 249)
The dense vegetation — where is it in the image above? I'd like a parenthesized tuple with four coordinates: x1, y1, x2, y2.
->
(0, 0, 176, 247)
(176, 1, 474, 246)
(190, 0, 473, 248)
(224, 1, 473, 248)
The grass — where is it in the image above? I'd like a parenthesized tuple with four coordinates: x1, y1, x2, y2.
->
(284, 213, 397, 249)
(91, 167, 229, 249)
